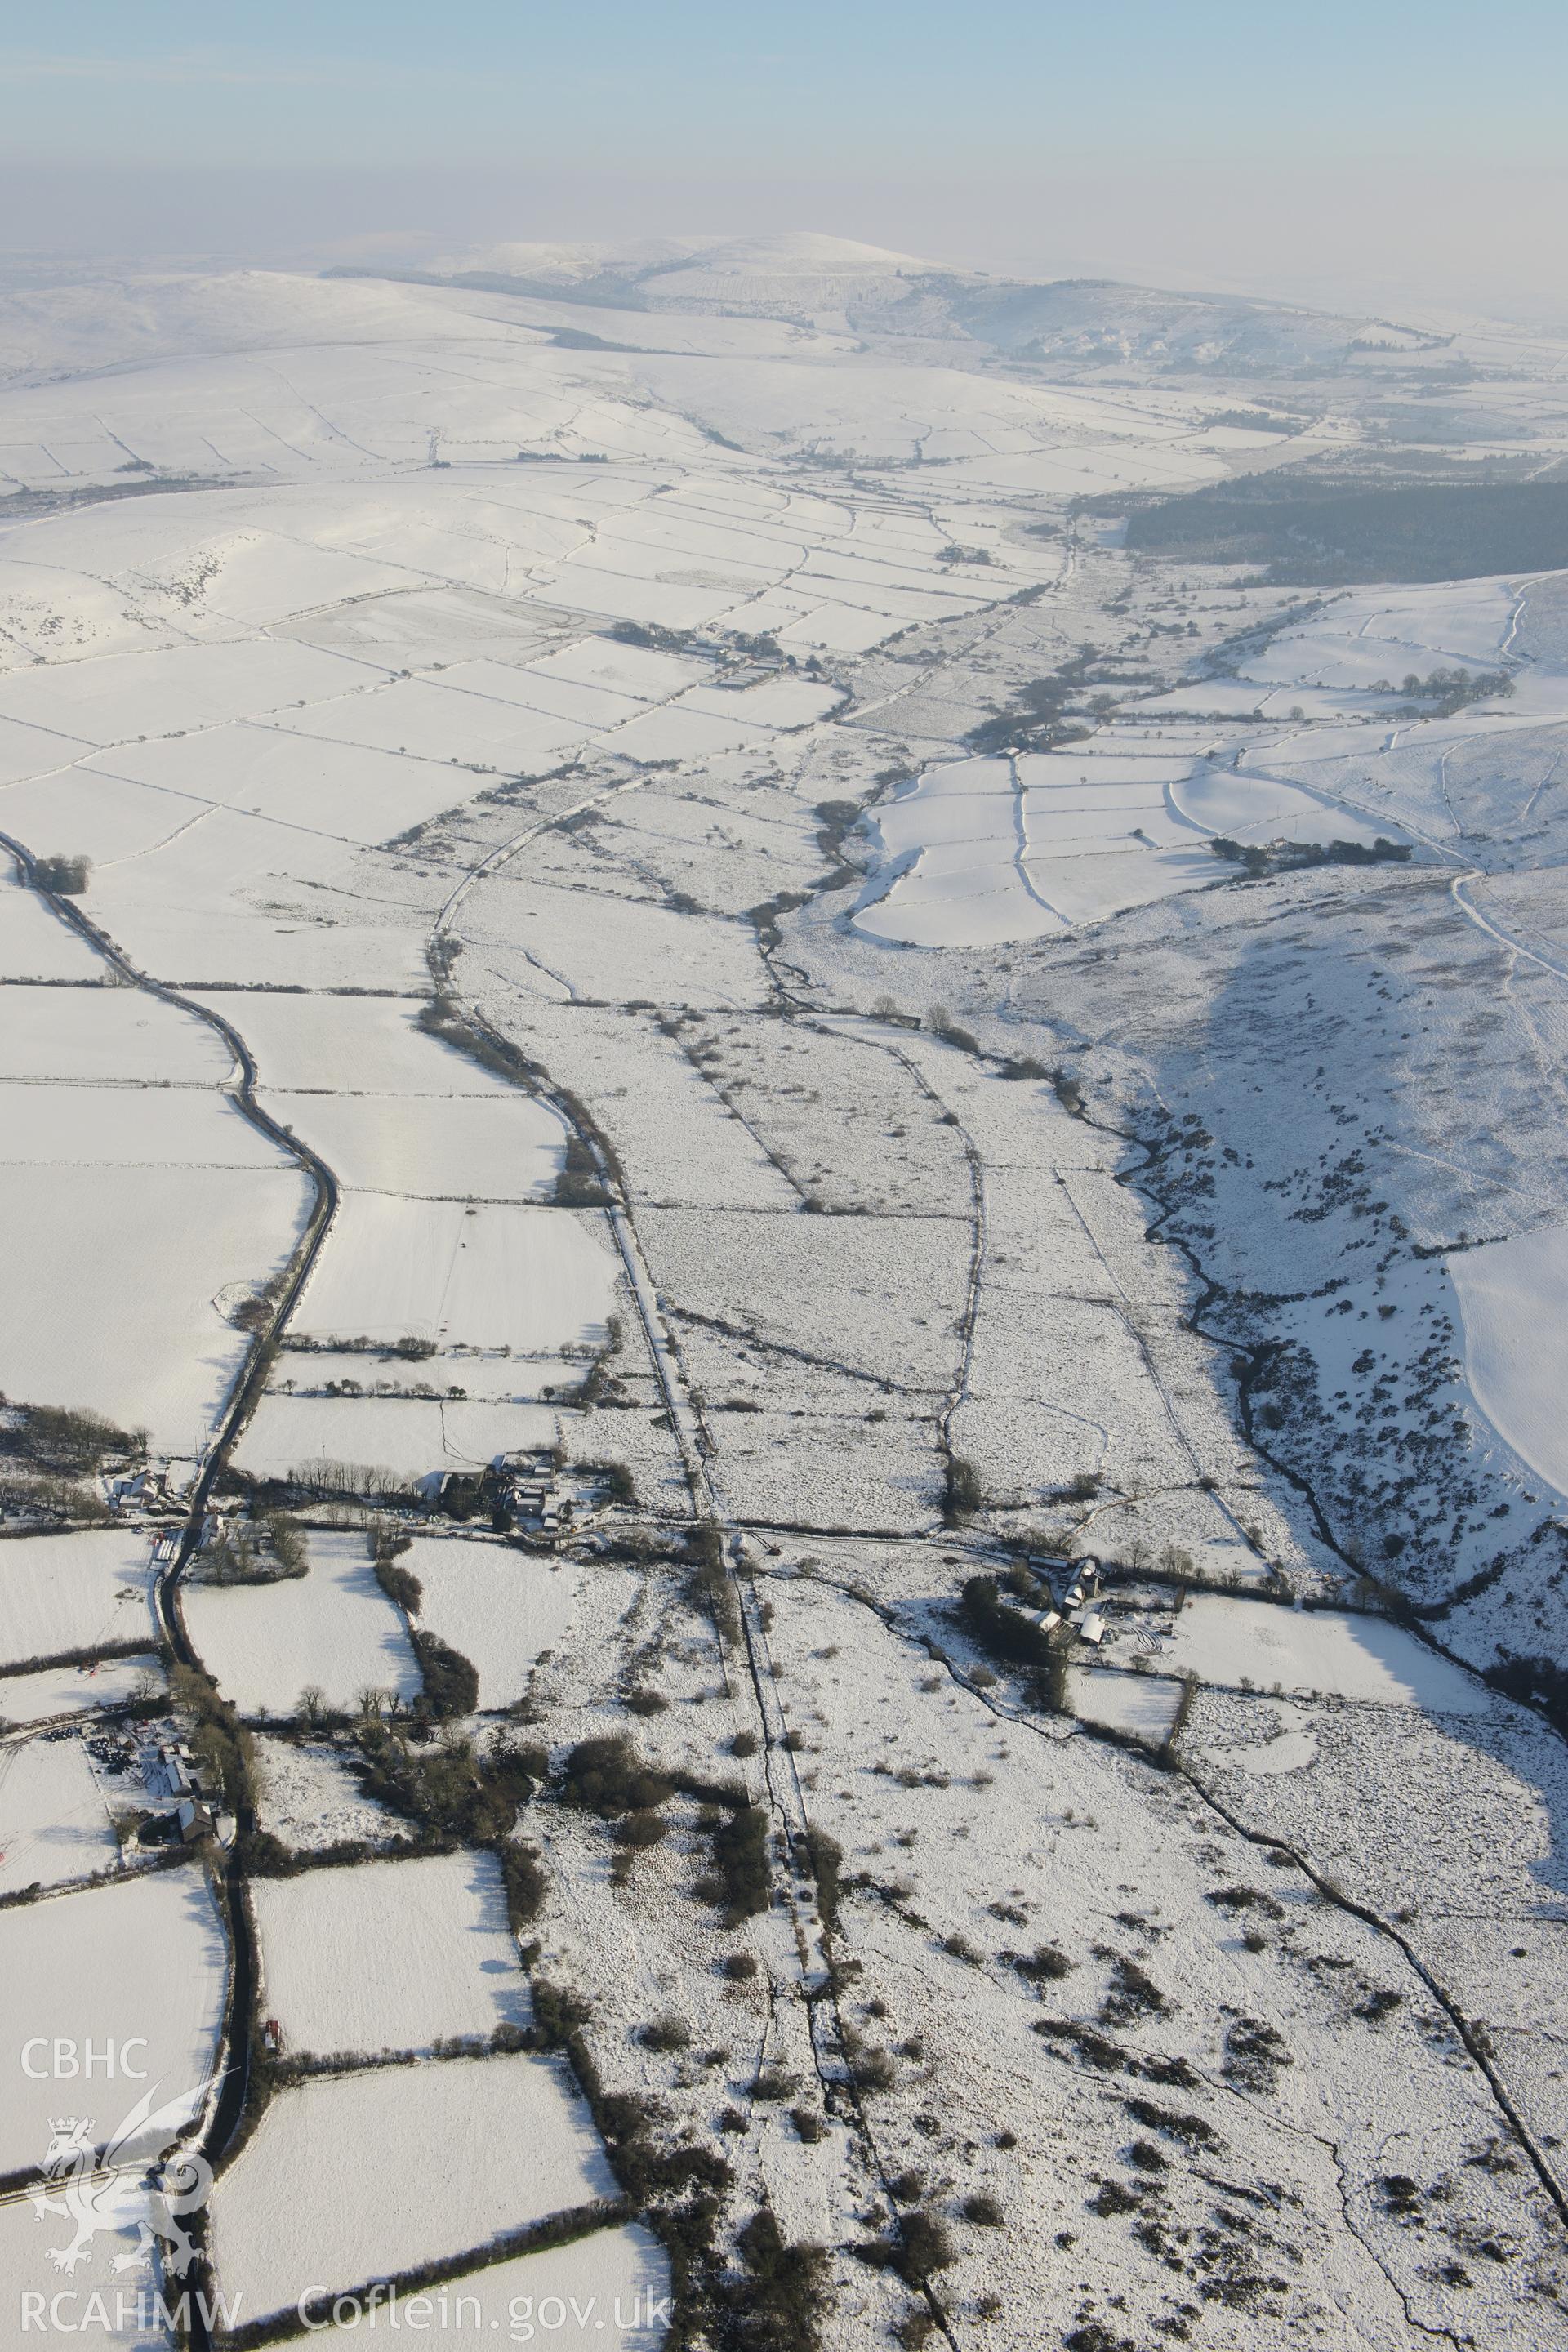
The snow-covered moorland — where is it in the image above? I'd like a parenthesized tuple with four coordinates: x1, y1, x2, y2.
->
(3, 237, 1568, 2351)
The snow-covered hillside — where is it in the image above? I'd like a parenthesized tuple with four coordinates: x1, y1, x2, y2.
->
(2, 238, 1567, 2352)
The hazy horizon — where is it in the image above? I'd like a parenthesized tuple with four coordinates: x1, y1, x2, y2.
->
(4, 160, 1568, 332)
(6, 17, 1568, 2343)
(4, 1, 1568, 325)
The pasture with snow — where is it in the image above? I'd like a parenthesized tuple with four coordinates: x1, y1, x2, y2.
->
(3, 226, 1568, 2352)
(207, 2056, 617, 2323)
(249, 1850, 528, 2055)
(0, 1866, 226, 2174)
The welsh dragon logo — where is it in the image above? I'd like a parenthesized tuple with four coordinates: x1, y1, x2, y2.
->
(30, 2087, 213, 2277)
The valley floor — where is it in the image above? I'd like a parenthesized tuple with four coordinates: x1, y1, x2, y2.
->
(2, 247, 1566, 2351)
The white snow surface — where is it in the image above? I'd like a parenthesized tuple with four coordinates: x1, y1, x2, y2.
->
(208, 2055, 617, 2322)
(0, 1655, 163, 1727)
(0, 1729, 120, 1892)
(0, 1530, 159, 1669)
(250, 1851, 528, 2055)
(251, 1734, 416, 1856)
(264, 2224, 669, 2346)
(260, 1087, 565, 1201)
(291, 1196, 619, 1352)
(7, 248, 1568, 2345)
(1449, 1224, 1568, 1494)
(183, 1530, 419, 1718)
(0, 2187, 175, 2345)
(854, 747, 1409, 945)
(0, 874, 103, 981)
(232, 1392, 561, 1482)
(408, 1537, 583, 1709)
(0, 1865, 226, 2174)
(1164, 1593, 1490, 1712)
(1066, 1666, 1185, 1742)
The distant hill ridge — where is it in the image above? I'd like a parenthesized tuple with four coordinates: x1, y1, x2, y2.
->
(325, 230, 1450, 372)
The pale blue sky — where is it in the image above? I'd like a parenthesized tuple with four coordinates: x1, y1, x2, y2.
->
(4, 2, 1564, 172)
(2, 5, 1565, 314)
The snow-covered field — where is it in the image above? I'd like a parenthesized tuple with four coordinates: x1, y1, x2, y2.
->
(0, 873, 103, 982)
(1065, 1664, 1185, 1742)
(467, 869, 775, 1010)
(0, 1729, 119, 1892)
(854, 747, 1404, 946)
(0, 1530, 158, 1668)
(232, 1392, 561, 1481)
(0, 972, 308, 1447)
(265, 2224, 669, 2346)
(1449, 1223, 1568, 1493)
(0, 1081, 283, 1170)
(0, 1161, 307, 1452)
(196, 995, 513, 1100)
(183, 1530, 418, 1717)
(0, 988, 231, 1088)
(251, 1851, 527, 2054)
(408, 1537, 582, 1709)
(7, 241, 1568, 2351)
(0, 2187, 176, 2346)
(288, 1196, 619, 1353)
(1162, 1592, 1490, 1710)
(640, 1205, 967, 1391)
(250, 1734, 416, 1855)
(97, 724, 494, 846)
(256, 1087, 565, 1201)
(1239, 577, 1529, 696)
(0, 638, 372, 748)
(0, 1655, 163, 1726)
(0, 1864, 225, 2172)
(207, 2056, 617, 2323)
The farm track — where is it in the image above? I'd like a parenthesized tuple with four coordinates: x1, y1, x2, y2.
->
(441, 843, 967, 2333)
